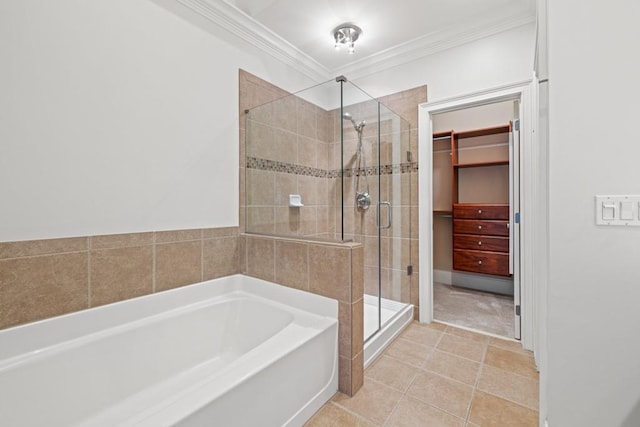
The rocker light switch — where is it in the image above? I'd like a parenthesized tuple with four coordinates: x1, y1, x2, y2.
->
(620, 201, 634, 220)
(602, 203, 616, 221)
(596, 195, 640, 226)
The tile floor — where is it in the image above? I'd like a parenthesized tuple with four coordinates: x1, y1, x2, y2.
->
(434, 283, 514, 338)
(305, 321, 539, 427)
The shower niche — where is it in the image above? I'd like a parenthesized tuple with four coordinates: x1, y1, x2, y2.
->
(243, 75, 415, 358)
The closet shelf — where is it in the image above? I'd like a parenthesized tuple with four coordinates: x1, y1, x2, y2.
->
(453, 160, 509, 168)
(455, 125, 510, 139)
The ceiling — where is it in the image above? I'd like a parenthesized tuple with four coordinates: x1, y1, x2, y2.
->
(180, 0, 536, 81)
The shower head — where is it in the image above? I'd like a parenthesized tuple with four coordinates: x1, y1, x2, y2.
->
(342, 112, 366, 133)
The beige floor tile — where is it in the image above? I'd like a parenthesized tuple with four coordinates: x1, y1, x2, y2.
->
(488, 336, 530, 355)
(423, 350, 481, 386)
(365, 356, 420, 392)
(468, 391, 538, 427)
(424, 321, 449, 331)
(333, 379, 404, 425)
(437, 333, 487, 362)
(385, 396, 465, 427)
(445, 325, 491, 344)
(484, 346, 538, 379)
(304, 402, 377, 427)
(477, 364, 539, 410)
(383, 337, 433, 367)
(400, 323, 443, 347)
(406, 371, 474, 418)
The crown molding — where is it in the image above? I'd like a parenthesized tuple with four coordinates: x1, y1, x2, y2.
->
(337, 12, 536, 80)
(175, 0, 332, 82)
(175, 0, 535, 83)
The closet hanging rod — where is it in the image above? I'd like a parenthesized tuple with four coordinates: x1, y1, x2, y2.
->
(432, 135, 452, 141)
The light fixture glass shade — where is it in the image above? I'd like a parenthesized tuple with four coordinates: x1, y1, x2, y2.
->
(333, 24, 362, 53)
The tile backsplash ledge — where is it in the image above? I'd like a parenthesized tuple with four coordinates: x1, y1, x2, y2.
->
(0, 227, 242, 330)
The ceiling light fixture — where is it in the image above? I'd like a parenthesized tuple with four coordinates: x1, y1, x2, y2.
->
(333, 24, 362, 54)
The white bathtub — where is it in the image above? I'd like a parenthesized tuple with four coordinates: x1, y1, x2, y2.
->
(0, 274, 338, 426)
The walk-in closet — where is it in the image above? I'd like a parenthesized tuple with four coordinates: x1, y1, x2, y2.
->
(432, 100, 520, 338)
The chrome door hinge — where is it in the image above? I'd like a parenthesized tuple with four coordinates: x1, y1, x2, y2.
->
(515, 305, 521, 316)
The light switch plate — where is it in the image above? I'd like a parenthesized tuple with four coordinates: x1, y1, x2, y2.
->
(596, 195, 640, 226)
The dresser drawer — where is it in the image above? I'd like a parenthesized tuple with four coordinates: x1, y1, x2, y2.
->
(453, 249, 510, 276)
(453, 219, 509, 236)
(453, 204, 509, 220)
(453, 234, 509, 252)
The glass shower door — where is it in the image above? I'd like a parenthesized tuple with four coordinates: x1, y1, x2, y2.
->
(373, 104, 412, 341)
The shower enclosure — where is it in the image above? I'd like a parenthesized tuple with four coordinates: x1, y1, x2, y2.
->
(244, 76, 413, 363)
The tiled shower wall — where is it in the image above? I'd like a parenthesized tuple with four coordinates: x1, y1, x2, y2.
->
(376, 88, 426, 319)
(332, 88, 426, 318)
(241, 71, 335, 238)
(241, 69, 426, 316)
(0, 227, 243, 330)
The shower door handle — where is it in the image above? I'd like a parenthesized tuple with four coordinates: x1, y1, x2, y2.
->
(377, 201, 392, 229)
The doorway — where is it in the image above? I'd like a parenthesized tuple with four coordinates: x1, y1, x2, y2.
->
(431, 100, 520, 338)
(418, 81, 537, 349)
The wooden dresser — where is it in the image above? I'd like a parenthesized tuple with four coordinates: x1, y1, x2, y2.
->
(452, 203, 510, 276)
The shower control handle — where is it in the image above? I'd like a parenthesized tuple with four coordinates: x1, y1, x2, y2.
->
(377, 201, 392, 229)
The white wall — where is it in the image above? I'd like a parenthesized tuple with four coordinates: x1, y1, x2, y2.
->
(547, 1, 640, 426)
(353, 23, 536, 102)
(0, 0, 315, 242)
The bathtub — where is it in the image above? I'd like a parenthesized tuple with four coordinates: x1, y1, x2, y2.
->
(0, 274, 338, 426)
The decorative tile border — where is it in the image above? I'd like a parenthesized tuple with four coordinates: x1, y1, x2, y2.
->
(247, 156, 418, 178)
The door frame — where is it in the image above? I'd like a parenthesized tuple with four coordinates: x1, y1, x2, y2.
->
(418, 78, 539, 351)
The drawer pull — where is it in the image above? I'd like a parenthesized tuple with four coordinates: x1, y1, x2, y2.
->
(478, 260, 483, 265)
(478, 241, 482, 246)
(478, 209, 482, 214)
(478, 225, 482, 230)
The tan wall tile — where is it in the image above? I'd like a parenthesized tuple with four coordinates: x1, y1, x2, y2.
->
(338, 301, 352, 358)
(297, 175, 318, 205)
(297, 98, 318, 139)
(275, 172, 297, 206)
(246, 207, 275, 234)
(273, 95, 298, 133)
(203, 236, 241, 280)
(90, 246, 153, 307)
(298, 135, 317, 168)
(309, 244, 350, 302)
(274, 240, 308, 291)
(155, 229, 202, 244)
(202, 226, 239, 239)
(351, 350, 364, 395)
(351, 298, 364, 357)
(339, 355, 352, 396)
(90, 232, 154, 250)
(245, 236, 275, 281)
(0, 253, 88, 329)
(156, 241, 202, 292)
(0, 237, 88, 259)
(351, 246, 363, 302)
(246, 169, 275, 206)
